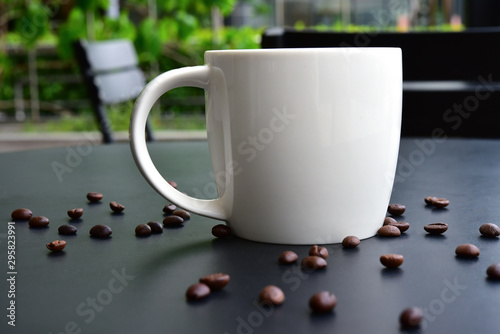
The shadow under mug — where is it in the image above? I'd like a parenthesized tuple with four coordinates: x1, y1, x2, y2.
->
(130, 48, 402, 245)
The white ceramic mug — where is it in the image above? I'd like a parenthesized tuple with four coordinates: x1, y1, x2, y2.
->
(130, 48, 402, 244)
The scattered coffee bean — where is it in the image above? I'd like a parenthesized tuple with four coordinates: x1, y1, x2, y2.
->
(46, 240, 66, 252)
(388, 203, 406, 216)
(455, 244, 480, 258)
(11, 208, 33, 220)
(259, 285, 285, 305)
(479, 223, 500, 238)
(383, 216, 397, 225)
(380, 254, 404, 268)
(87, 192, 103, 203)
(432, 198, 450, 208)
(147, 221, 163, 234)
(67, 208, 83, 219)
(342, 236, 360, 248)
(173, 209, 190, 220)
(400, 307, 423, 328)
(135, 224, 152, 237)
(301, 256, 327, 271)
(168, 181, 178, 189)
(199, 273, 230, 290)
(309, 245, 328, 259)
(29, 216, 49, 228)
(424, 223, 448, 235)
(186, 283, 210, 301)
(309, 291, 337, 313)
(212, 224, 231, 238)
(424, 196, 437, 205)
(387, 221, 410, 233)
(58, 225, 77, 235)
(110, 201, 125, 213)
(486, 263, 500, 280)
(89, 224, 112, 238)
(278, 251, 298, 264)
(163, 203, 177, 214)
(163, 215, 184, 227)
(377, 225, 401, 237)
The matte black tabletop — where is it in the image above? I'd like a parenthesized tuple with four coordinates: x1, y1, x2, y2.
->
(1, 138, 500, 334)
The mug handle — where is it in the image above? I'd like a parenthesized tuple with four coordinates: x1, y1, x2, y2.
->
(130, 65, 227, 221)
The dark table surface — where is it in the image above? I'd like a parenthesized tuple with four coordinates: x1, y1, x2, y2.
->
(1, 138, 500, 334)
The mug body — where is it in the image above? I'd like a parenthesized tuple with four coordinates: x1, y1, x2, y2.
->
(204, 48, 402, 244)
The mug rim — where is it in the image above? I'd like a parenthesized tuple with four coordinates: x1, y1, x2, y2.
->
(205, 47, 401, 55)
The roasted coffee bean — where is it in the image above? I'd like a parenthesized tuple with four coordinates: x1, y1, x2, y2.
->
(186, 283, 210, 301)
(309, 245, 329, 259)
(486, 263, 500, 280)
(278, 251, 298, 264)
(212, 224, 231, 238)
(377, 225, 401, 237)
(199, 273, 230, 290)
(380, 254, 404, 268)
(89, 224, 112, 238)
(163, 215, 184, 227)
(87, 192, 103, 203)
(168, 180, 178, 189)
(11, 208, 33, 220)
(388, 203, 406, 216)
(342, 236, 360, 248)
(432, 198, 450, 208)
(309, 291, 337, 313)
(46, 240, 67, 252)
(383, 216, 397, 225)
(259, 285, 285, 305)
(424, 223, 448, 234)
(173, 209, 190, 220)
(455, 244, 480, 258)
(424, 196, 438, 205)
(67, 208, 83, 219)
(400, 307, 423, 328)
(58, 225, 77, 235)
(110, 201, 125, 213)
(162, 203, 177, 214)
(479, 223, 500, 238)
(301, 256, 327, 271)
(387, 221, 410, 233)
(135, 224, 152, 236)
(29, 216, 49, 228)
(147, 221, 163, 234)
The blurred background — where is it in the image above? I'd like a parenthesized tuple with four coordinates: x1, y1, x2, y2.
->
(1, 0, 499, 151)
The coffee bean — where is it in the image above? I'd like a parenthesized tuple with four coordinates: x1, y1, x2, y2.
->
(309, 245, 328, 259)
(173, 209, 190, 220)
(259, 285, 285, 305)
(278, 251, 298, 264)
(186, 283, 210, 301)
(309, 291, 337, 313)
(135, 224, 152, 237)
(29, 216, 49, 228)
(479, 223, 500, 238)
(46, 240, 66, 252)
(400, 307, 423, 328)
(58, 225, 77, 235)
(388, 203, 406, 216)
(377, 225, 401, 237)
(380, 254, 404, 268)
(455, 244, 480, 258)
(424, 196, 437, 205)
(162, 203, 177, 214)
(11, 208, 33, 220)
(432, 198, 450, 208)
(424, 223, 448, 234)
(212, 224, 231, 238)
(89, 224, 112, 238)
(486, 263, 500, 280)
(301, 256, 327, 271)
(199, 273, 230, 290)
(147, 221, 163, 234)
(110, 201, 125, 213)
(387, 221, 410, 233)
(342, 236, 360, 248)
(163, 215, 184, 227)
(67, 208, 83, 219)
(168, 180, 178, 189)
(87, 192, 103, 203)
(383, 216, 397, 225)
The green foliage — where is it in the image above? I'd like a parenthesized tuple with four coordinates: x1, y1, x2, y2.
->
(15, 1, 49, 48)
